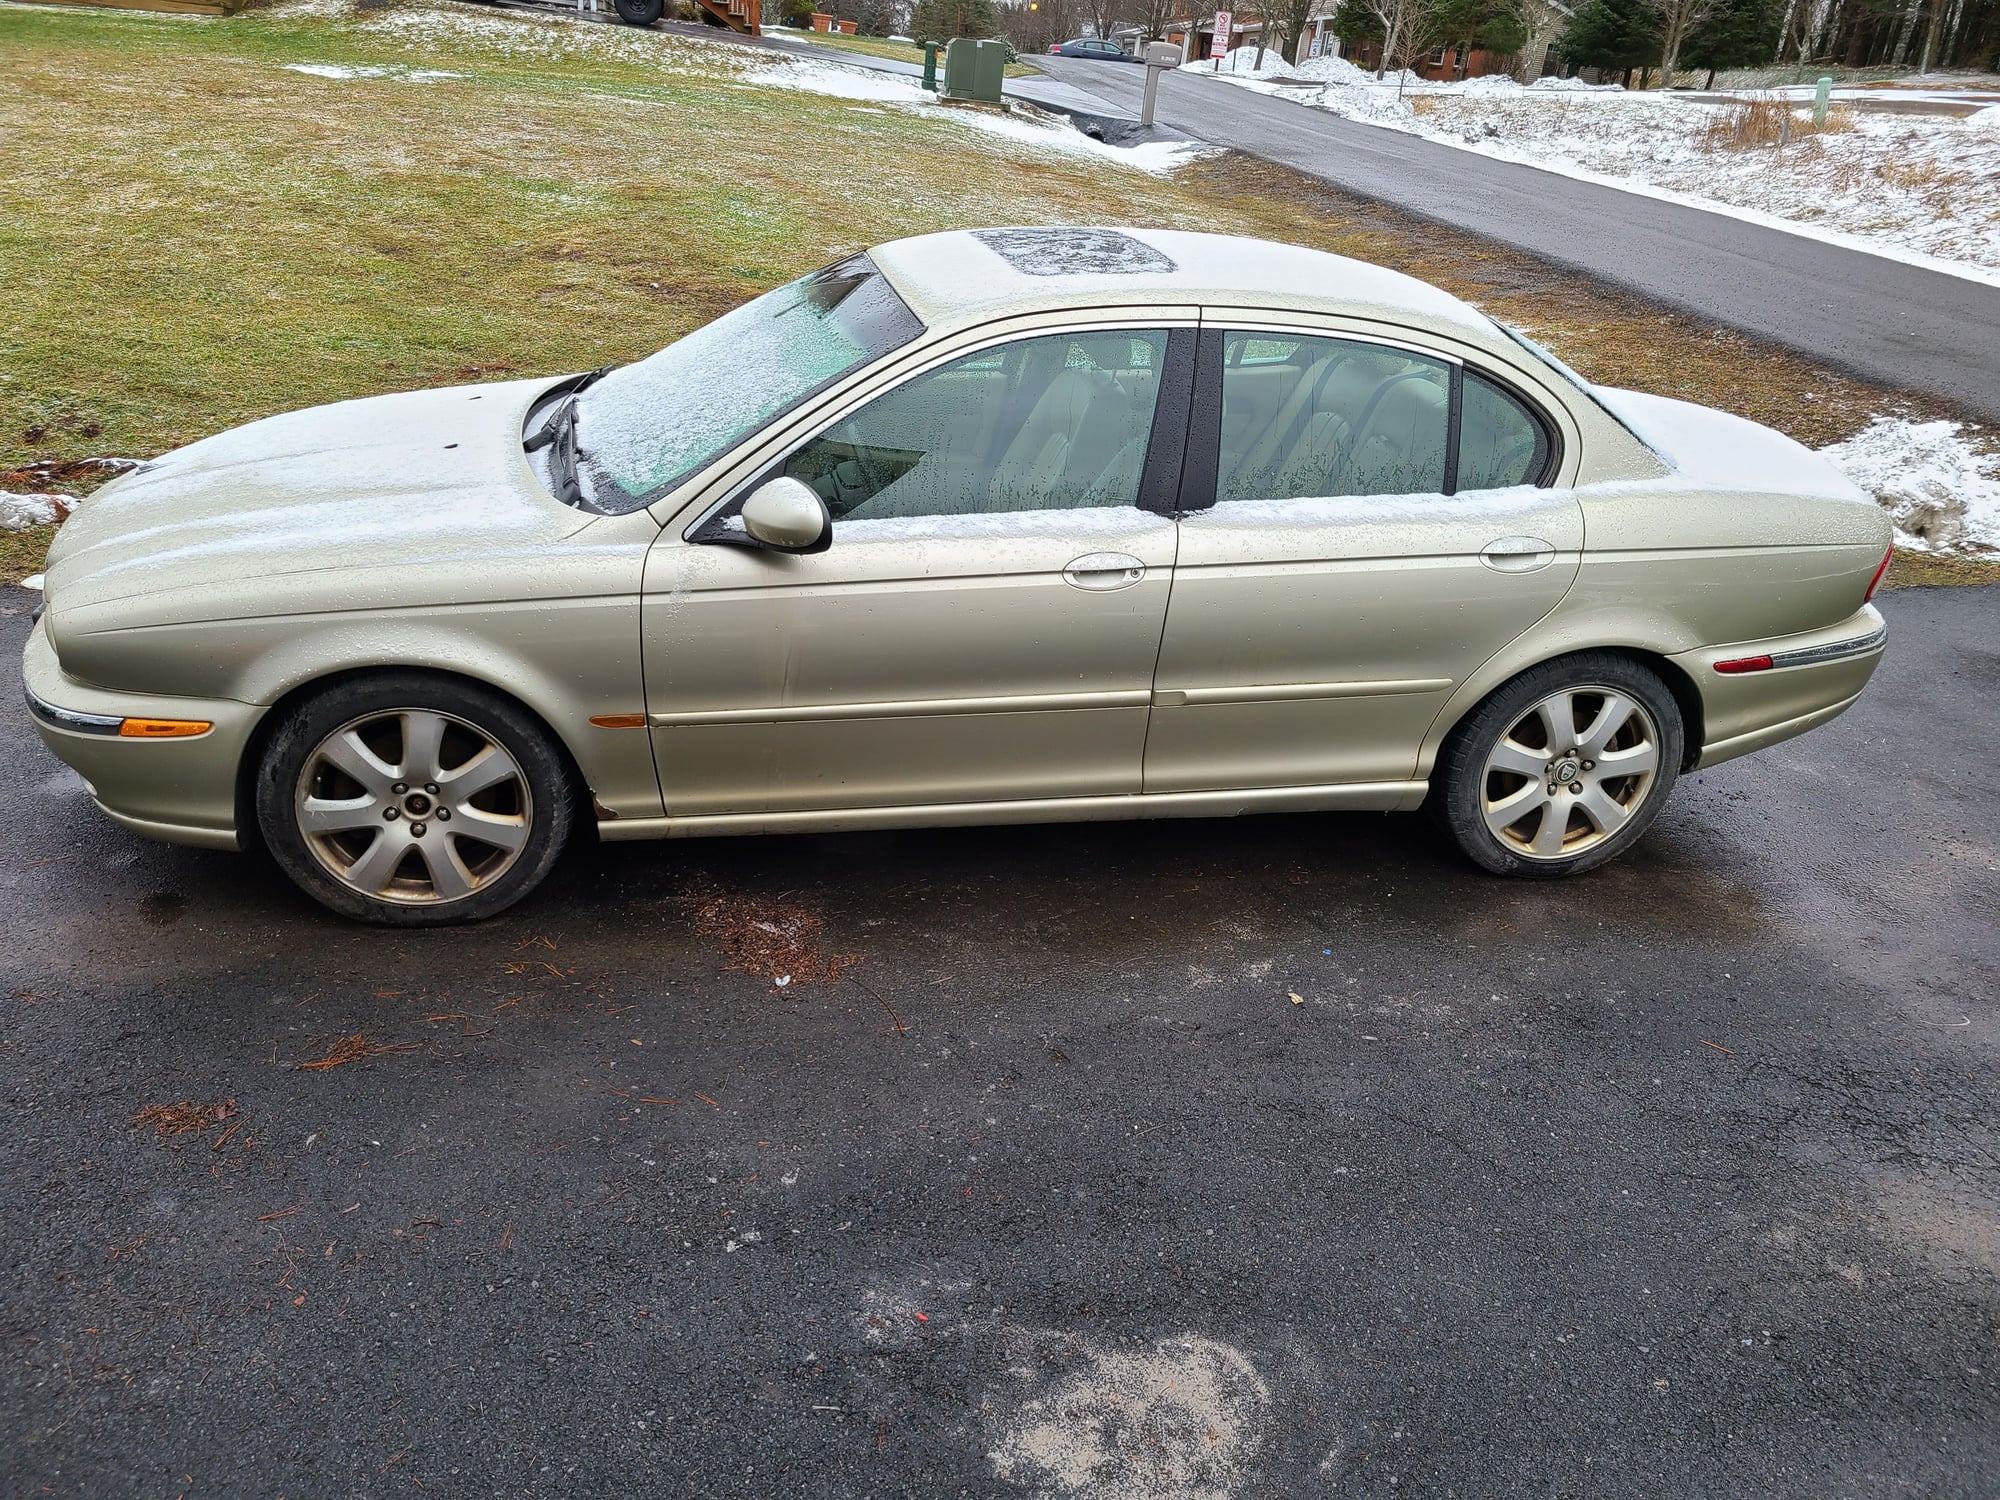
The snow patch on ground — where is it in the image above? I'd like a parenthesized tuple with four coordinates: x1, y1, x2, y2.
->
(946, 106, 1217, 174)
(986, 1333, 1271, 1500)
(1, 493, 72, 531)
(1198, 66, 2000, 274)
(744, 56, 1213, 173)
(283, 61, 462, 81)
(738, 58, 931, 103)
(1819, 418, 2000, 551)
(1179, 46, 1297, 79)
(327, 0, 739, 73)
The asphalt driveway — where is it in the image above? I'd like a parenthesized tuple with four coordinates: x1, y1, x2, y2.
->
(1, 584, 1995, 1497)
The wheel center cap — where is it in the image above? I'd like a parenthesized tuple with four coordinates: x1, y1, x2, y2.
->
(404, 792, 433, 817)
(1552, 758, 1582, 786)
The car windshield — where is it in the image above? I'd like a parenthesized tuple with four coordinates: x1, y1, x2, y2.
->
(571, 254, 922, 514)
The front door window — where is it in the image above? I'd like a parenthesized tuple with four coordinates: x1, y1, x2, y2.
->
(777, 330, 1172, 522)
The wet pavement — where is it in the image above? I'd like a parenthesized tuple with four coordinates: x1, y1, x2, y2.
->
(2, 584, 1995, 1497)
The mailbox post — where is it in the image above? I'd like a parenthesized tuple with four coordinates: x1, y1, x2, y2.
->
(1140, 41, 1179, 127)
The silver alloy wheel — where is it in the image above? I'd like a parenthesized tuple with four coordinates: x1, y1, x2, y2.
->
(1480, 686, 1661, 861)
(294, 708, 533, 905)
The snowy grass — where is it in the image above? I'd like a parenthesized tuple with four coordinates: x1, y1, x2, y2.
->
(1201, 60, 2000, 275)
(1819, 418, 2000, 552)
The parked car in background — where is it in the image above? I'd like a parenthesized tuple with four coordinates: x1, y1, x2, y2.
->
(24, 228, 1892, 925)
(1047, 37, 1141, 59)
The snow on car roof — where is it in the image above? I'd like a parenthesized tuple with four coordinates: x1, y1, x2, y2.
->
(868, 227, 1493, 337)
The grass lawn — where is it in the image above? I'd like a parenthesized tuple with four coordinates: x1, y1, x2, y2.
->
(772, 28, 1039, 76)
(1, 0, 1990, 586)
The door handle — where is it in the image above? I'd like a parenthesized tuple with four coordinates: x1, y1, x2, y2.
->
(1480, 536, 1556, 573)
(1063, 553, 1147, 591)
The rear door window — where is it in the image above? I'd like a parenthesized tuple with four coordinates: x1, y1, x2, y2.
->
(1213, 331, 1450, 503)
(1457, 371, 1550, 491)
(1206, 329, 1555, 505)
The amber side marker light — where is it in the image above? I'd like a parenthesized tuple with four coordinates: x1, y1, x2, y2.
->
(119, 718, 212, 738)
(589, 714, 647, 729)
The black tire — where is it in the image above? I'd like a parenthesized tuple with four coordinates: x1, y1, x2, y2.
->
(613, 0, 664, 25)
(253, 673, 575, 926)
(1430, 652, 1684, 879)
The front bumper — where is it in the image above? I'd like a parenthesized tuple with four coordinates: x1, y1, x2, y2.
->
(1674, 604, 1887, 770)
(21, 618, 260, 850)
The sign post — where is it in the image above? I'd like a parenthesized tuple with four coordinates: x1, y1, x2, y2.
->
(1210, 10, 1230, 70)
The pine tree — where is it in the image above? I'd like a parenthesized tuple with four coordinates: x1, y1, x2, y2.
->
(911, 0, 997, 43)
(1681, 0, 1778, 80)
(1557, 0, 1660, 76)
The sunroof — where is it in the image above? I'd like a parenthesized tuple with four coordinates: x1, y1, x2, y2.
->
(973, 228, 1177, 277)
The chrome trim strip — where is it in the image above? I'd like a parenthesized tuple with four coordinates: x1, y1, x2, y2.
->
(1154, 678, 1453, 708)
(1767, 624, 1887, 670)
(600, 780, 1430, 841)
(648, 688, 1150, 729)
(24, 687, 122, 735)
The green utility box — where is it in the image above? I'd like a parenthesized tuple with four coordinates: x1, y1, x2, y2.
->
(942, 37, 1005, 103)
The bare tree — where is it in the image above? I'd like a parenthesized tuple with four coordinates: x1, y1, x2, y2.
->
(1650, 0, 1724, 84)
(1363, 0, 1438, 77)
(1129, 0, 1182, 41)
(1509, 0, 1571, 78)
(1262, 0, 1322, 63)
(1077, 0, 1122, 38)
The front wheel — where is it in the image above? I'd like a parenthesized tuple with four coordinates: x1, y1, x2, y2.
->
(254, 674, 575, 925)
(1432, 654, 1684, 878)
(613, 0, 665, 24)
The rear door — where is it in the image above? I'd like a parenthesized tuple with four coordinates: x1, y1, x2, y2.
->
(643, 318, 1195, 818)
(1145, 318, 1583, 793)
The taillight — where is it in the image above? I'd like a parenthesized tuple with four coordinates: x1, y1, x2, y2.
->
(1863, 544, 1893, 603)
(1714, 655, 1773, 674)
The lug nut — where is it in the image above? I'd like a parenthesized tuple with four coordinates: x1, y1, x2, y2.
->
(411, 822, 427, 837)
(435, 807, 451, 822)
(424, 782, 439, 795)
(392, 782, 408, 795)
(384, 807, 400, 820)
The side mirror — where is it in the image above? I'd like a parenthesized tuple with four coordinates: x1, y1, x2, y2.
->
(737, 477, 831, 554)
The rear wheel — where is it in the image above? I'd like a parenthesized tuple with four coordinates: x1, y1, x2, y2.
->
(254, 675, 574, 925)
(613, 0, 664, 24)
(1432, 654, 1683, 878)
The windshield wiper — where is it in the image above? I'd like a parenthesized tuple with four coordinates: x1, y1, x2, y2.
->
(525, 366, 612, 508)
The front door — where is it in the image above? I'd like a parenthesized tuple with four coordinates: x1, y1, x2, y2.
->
(1146, 324, 1584, 793)
(642, 326, 1191, 817)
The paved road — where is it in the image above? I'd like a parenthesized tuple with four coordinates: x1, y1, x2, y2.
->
(1039, 57, 2000, 421)
(2, 585, 1996, 1496)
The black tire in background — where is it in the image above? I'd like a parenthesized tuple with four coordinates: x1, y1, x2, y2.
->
(252, 673, 576, 926)
(613, 0, 665, 25)
(1430, 652, 1685, 879)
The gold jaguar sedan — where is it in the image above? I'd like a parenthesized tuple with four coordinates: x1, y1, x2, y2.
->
(23, 228, 1892, 925)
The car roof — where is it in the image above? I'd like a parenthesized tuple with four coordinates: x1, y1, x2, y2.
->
(867, 227, 1496, 341)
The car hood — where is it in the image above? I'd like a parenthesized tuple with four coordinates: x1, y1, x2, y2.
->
(1591, 386, 1871, 503)
(43, 376, 585, 617)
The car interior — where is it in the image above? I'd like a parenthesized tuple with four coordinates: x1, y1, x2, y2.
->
(780, 331, 1169, 519)
(771, 326, 1546, 524)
